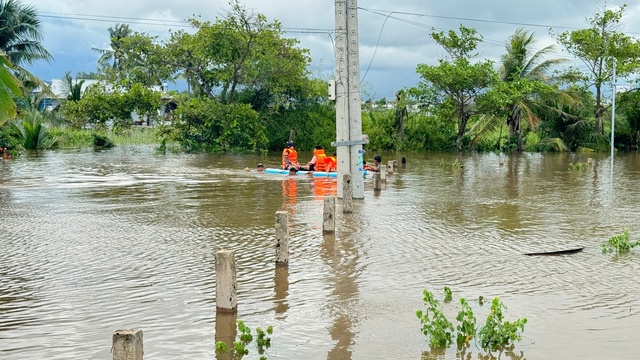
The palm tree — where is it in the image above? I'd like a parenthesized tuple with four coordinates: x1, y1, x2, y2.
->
(499, 29, 568, 151)
(93, 23, 132, 70)
(0, 0, 52, 66)
(0, 51, 22, 124)
(9, 108, 58, 150)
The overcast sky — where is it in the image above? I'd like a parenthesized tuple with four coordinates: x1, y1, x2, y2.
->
(26, 0, 640, 100)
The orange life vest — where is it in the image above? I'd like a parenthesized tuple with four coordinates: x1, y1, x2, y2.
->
(282, 148, 298, 169)
(325, 156, 337, 172)
(313, 148, 327, 172)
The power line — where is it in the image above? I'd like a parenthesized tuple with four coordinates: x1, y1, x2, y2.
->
(39, 11, 334, 35)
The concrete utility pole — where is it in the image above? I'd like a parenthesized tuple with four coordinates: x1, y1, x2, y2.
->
(332, 0, 366, 199)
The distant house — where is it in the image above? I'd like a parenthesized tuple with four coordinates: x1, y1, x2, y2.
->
(33, 78, 101, 111)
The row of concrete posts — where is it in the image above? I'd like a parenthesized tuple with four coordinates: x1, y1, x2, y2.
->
(111, 160, 402, 359)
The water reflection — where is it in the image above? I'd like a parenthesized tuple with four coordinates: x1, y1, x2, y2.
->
(312, 177, 337, 200)
(273, 266, 289, 318)
(421, 345, 526, 360)
(281, 178, 298, 212)
(320, 233, 358, 359)
(215, 312, 237, 360)
(321, 200, 367, 360)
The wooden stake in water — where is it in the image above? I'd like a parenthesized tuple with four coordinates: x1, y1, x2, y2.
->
(323, 197, 336, 233)
(379, 165, 387, 182)
(343, 174, 353, 213)
(387, 161, 394, 175)
(112, 329, 143, 360)
(215, 249, 237, 313)
(275, 211, 289, 265)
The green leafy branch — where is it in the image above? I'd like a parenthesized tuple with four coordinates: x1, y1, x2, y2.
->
(601, 228, 640, 254)
(417, 287, 528, 354)
(216, 320, 273, 360)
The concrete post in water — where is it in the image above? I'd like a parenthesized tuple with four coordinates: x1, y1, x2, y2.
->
(323, 196, 336, 233)
(387, 161, 394, 175)
(275, 211, 289, 266)
(215, 249, 237, 313)
(379, 165, 387, 182)
(373, 172, 381, 190)
(343, 174, 353, 213)
(112, 329, 143, 360)
(393, 160, 398, 173)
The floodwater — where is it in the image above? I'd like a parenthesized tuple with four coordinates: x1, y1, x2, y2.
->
(1, 146, 639, 360)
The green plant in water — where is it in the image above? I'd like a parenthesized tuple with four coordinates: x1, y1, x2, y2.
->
(455, 298, 476, 346)
(418, 289, 527, 354)
(93, 134, 115, 149)
(477, 297, 527, 352)
(416, 289, 454, 348)
(568, 162, 586, 171)
(216, 320, 273, 360)
(9, 109, 59, 150)
(444, 286, 453, 303)
(601, 229, 640, 254)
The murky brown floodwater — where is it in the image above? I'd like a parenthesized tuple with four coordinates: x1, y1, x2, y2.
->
(1, 146, 639, 359)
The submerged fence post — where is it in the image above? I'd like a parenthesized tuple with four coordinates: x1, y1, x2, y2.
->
(343, 174, 353, 213)
(379, 165, 387, 182)
(387, 161, 394, 175)
(112, 329, 143, 360)
(323, 197, 336, 233)
(393, 160, 398, 173)
(216, 249, 237, 313)
(373, 172, 381, 190)
(275, 211, 289, 266)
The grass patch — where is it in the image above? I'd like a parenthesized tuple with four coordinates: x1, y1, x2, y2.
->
(48, 126, 162, 148)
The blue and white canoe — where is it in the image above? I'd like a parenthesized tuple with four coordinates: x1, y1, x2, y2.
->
(264, 168, 366, 177)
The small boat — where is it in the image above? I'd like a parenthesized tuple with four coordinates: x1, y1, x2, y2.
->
(523, 247, 584, 256)
(264, 168, 366, 178)
(265, 168, 312, 175)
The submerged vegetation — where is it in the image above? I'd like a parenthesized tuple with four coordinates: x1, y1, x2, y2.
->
(601, 229, 640, 254)
(417, 288, 527, 355)
(215, 320, 273, 360)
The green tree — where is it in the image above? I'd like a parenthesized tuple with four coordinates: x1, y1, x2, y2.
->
(555, 3, 640, 134)
(617, 89, 640, 150)
(94, 23, 132, 71)
(164, 0, 310, 106)
(0, 0, 52, 66)
(414, 25, 496, 151)
(103, 32, 171, 88)
(172, 97, 268, 152)
(496, 29, 573, 151)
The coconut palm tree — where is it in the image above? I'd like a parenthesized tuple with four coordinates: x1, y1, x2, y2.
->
(0, 51, 22, 124)
(0, 0, 52, 66)
(93, 23, 132, 70)
(499, 28, 570, 151)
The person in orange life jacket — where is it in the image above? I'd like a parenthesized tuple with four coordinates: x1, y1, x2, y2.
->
(364, 154, 382, 172)
(301, 145, 327, 171)
(282, 141, 300, 170)
(325, 153, 337, 172)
